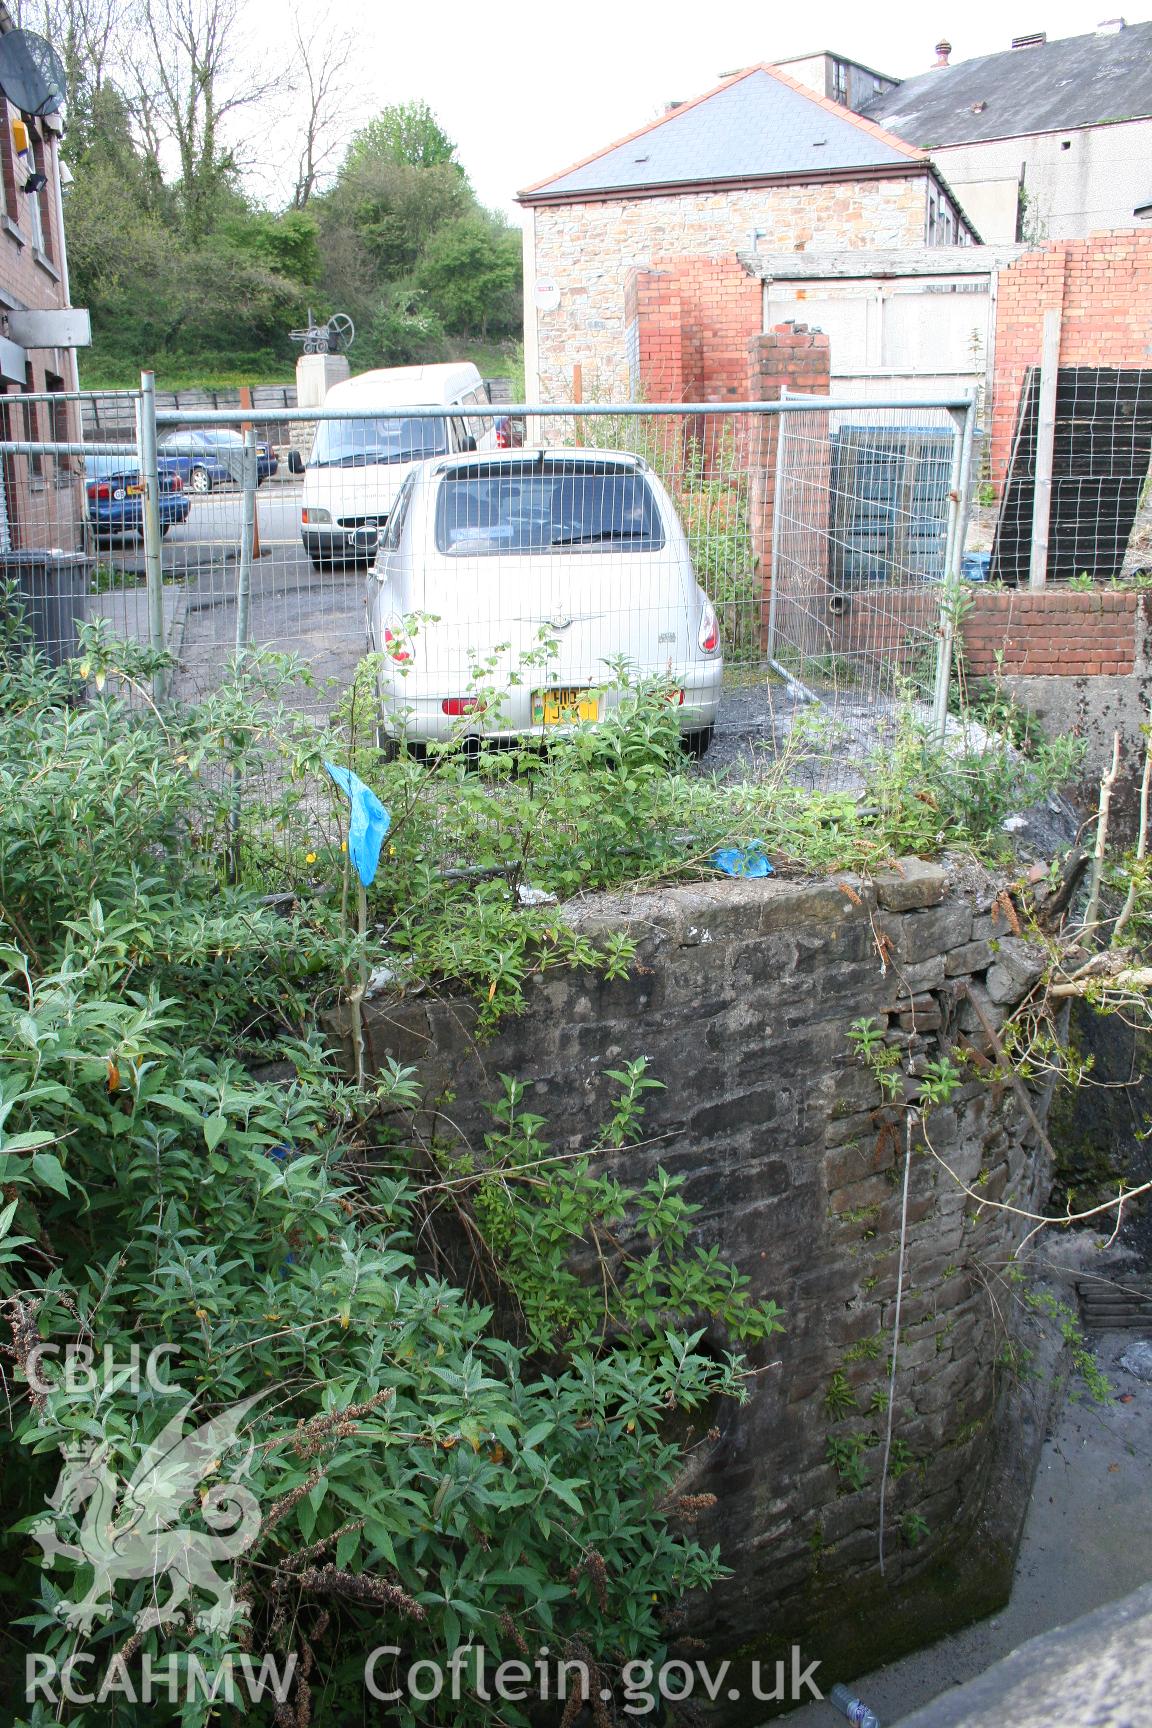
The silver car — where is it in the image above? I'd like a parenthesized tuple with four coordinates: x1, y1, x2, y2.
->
(366, 450, 723, 757)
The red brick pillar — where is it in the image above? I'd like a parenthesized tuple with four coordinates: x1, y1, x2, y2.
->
(626, 268, 686, 403)
(746, 324, 832, 620)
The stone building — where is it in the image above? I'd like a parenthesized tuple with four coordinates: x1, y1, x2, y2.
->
(863, 21, 1152, 245)
(517, 63, 978, 403)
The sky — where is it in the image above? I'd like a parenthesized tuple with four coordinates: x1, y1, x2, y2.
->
(254, 0, 1152, 221)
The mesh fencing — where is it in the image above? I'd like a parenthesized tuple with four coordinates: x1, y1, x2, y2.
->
(0, 388, 993, 790)
(766, 398, 971, 788)
(160, 404, 776, 726)
(991, 366, 1152, 584)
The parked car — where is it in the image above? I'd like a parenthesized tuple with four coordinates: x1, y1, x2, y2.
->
(367, 449, 723, 757)
(494, 413, 525, 448)
(295, 362, 496, 569)
(84, 454, 190, 542)
(157, 429, 278, 494)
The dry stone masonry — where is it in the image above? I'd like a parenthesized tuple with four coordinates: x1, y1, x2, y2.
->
(353, 860, 1060, 1689)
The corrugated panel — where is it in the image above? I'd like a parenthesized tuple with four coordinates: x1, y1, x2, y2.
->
(829, 426, 952, 585)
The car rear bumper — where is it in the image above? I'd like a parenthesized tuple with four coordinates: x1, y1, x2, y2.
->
(377, 658, 723, 746)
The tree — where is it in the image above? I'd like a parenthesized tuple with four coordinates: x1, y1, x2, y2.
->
(319, 157, 471, 288)
(134, 0, 286, 239)
(22, 0, 128, 161)
(416, 212, 522, 339)
(343, 100, 464, 176)
(287, 15, 356, 209)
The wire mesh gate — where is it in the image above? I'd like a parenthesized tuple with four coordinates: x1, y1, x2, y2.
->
(0, 380, 974, 784)
(765, 392, 976, 782)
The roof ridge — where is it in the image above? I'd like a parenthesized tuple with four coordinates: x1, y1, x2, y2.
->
(517, 61, 922, 201)
(753, 60, 924, 161)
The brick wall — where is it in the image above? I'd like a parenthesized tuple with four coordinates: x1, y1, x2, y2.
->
(529, 174, 930, 400)
(0, 104, 85, 551)
(990, 231, 1152, 488)
(961, 589, 1139, 678)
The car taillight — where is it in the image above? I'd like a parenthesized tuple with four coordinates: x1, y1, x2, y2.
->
(87, 482, 111, 501)
(383, 626, 412, 664)
(441, 697, 482, 716)
(495, 423, 510, 448)
(170, 474, 183, 492)
(698, 599, 720, 654)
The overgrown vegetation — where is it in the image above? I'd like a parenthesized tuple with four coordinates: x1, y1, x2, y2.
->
(0, 633, 786, 1726)
(0, 592, 1116, 1723)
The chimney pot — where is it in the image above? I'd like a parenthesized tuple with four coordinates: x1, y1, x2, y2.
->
(934, 38, 952, 66)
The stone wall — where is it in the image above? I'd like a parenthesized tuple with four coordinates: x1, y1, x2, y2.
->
(351, 859, 1058, 1688)
(526, 175, 930, 400)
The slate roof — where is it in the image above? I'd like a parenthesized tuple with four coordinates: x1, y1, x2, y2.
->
(519, 64, 923, 203)
(862, 23, 1152, 147)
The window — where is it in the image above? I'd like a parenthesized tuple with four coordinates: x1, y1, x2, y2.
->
(21, 385, 43, 479)
(310, 415, 449, 468)
(22, 125, 49, 256)
(381, 472, 417, 551)
(831, 59, 848, 104)
(435, 461, 665, 557)
(0, 106, 18, 224)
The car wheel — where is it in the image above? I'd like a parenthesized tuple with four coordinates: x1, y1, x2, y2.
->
(159, 523, 172, 537)
(188, 466, 212, 495)
(375, 718, 399, 762)
(682, 724, 715, 760)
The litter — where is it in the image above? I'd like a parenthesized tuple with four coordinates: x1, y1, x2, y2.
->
(517, 884, 557, 906)
(712, 840, 774, 879)
(323, 761, 391, 887)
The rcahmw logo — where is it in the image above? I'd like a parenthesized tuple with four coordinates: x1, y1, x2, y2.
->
(28, 1387, 268, 1639)
(27, 1652, 297, 1707)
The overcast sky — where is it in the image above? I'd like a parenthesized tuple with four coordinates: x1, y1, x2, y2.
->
(273, 1, 1151, 221)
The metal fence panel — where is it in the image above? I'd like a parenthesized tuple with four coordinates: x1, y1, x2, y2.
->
(765, 396, 972, 787)
(0, 384, 979, 791)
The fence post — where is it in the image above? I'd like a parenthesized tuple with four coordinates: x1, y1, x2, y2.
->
(1028, 308, 1061, 590)
(932, 390, 977, 742)
(235, 424, 258, 657)
(764, 397, 788, 660)
(137, 370, 167, 703)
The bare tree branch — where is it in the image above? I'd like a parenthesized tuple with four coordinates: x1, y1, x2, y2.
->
(288, 13, 355, 209)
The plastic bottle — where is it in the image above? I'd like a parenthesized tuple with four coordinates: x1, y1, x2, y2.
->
(828, 1681, 882, 1728)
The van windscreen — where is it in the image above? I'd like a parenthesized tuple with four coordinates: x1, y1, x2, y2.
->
(435, 464, 665, 554)
(310, 416, 450, 469)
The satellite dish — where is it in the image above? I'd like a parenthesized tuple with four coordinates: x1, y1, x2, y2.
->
(0, 31, 67, 118)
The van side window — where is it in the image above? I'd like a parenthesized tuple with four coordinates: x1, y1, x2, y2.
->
(381, 473, 416, 551)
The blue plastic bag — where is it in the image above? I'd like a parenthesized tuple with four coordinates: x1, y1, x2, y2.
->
(711, 840, 774, 879)
(324, 761, 391, 887)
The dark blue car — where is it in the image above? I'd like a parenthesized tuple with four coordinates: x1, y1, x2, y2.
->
(158, 429, 278, 493)
(85, 455, 190, 542)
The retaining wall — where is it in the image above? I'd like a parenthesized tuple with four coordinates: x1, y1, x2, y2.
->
(347, 859, 1059, 1690)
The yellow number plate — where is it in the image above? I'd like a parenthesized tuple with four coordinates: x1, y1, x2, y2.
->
(126, 484, 143, 494)
(533, 687, 599, 726)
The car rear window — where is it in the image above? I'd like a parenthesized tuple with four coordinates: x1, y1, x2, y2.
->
(435, 461, 665, 555)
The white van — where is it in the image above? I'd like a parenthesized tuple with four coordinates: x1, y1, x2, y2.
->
(292, 362, 493, 568)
